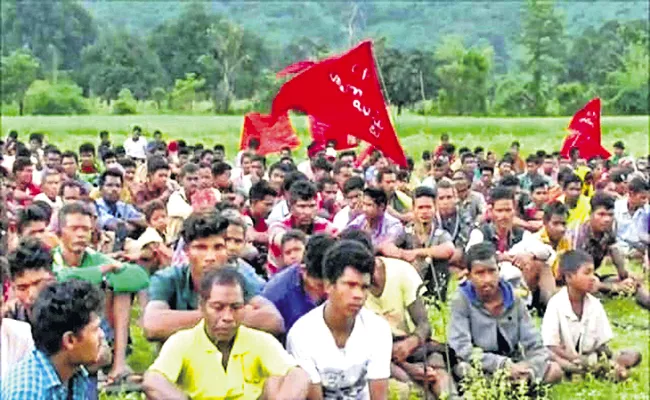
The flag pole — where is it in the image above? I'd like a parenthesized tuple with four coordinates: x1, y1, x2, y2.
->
(371, 43, 398, 129)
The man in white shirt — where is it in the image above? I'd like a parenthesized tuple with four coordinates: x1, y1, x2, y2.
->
(332, 176, 364, 231)
(33, 168, 63, 213)
(287, 240, 392, 399)
(123, 126, 148, 161)
(614, 177, 649, 259)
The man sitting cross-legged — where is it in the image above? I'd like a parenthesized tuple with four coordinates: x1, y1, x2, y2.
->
(143, 211, 283, 341)
(142, 268, 310, 400)
(341, 229, 457, 399)
(448, 242, 563, 385)
(287, 240, 393, 399)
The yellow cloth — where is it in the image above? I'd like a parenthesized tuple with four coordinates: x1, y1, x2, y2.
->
(89, 187, 132, 204)
(559, 194, 591, 231)
(395, 190, 413, 211)
(365, 257, 422, 337)
(535, 227, 573, 279)
(148, 321, 296, 400)
(574, 166, 594, 198)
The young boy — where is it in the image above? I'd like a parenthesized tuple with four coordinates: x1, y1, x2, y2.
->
(281, 230, 307, 268)
(542, 250, 641, 381)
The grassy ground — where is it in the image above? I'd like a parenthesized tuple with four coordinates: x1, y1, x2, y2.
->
(2, 114, 647, 398)
(1, 114, 648, 160)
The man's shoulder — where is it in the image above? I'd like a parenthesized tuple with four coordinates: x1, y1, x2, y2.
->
(358, 307, 391, 333)
(237, 325, 280, 347)
(263, 265, 298, 293)
(151, 264, 188, 282)
(288, 304, 323, 336)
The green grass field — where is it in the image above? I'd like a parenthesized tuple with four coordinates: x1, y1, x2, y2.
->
(3, 114, 649, 399)
(1, 114, 648, 161)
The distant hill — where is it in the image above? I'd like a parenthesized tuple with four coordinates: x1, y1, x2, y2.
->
(82, 0, 649, 56)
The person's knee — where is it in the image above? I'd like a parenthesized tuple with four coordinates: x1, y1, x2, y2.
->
(260, 376, 284, 399)
(543, 361, 563, 384)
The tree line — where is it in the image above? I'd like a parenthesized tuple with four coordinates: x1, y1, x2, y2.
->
(1, 0, 647, 116)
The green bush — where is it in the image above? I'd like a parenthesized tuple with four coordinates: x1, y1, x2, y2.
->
(23, 80, 88, 115)
(112, 88, 138, 115)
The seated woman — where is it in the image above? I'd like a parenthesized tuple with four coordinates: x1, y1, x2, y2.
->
(542, 250, 641, 381)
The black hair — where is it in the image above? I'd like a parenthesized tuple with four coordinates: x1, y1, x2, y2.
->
(590, 192, 615, 212)
(61, 151, 77, 164)
(322, 240, 375, 283)
(339, 228, 374, 254)
(461, 152, 476, 164)
(212, 161, 232, 177)
(436, 178, 455, 191)
(200, 149, 214, 160)
(199, 267, 247, 302)
(12, 157, 32, 174)
(182, 211, 228, 244)
(543, 201, 568, 222)
(511, 141, 520, 149)
(464, 241, 497, 271)
(343, 176, 364, 195)
(213, 144, 225, 152)
(338, 150, 356, 160)
(613, 140, 625, 150)
(101, 149, 117, 162)
(60, 180, 87, 197)
(442, 143, 455, 155)
(179, 162, 199, 178)
(45, 146, 61, 157)
(32, 279, 104, 355)
(480, 163, 494, 173)
(269, 161, 291, 177)
(248, 138, 260, 149)
(312, 156, 331, 172)
(31, 200, 53, 222)
(559, 249, 594, 277)
(99, 130, 109, 139)
(562, 173, 582, 190)
(332, 160, 351, 175)
(414, 185, 436, 200)
(29, 132, 44, 145)
(143, 200, 166, 222)
(147, 155, 170, 175)
(288, 180, 317, 204)
(304, 233, 337, 279)
(114, 146, 126, 156)
(133, 125, 142, 133)
(422, 150, 431, 161)
(489, 186, 514, 204)
(317, 176, 337, 192)
(363, 187, 388, 208)
(499, 175, 519, 188)
(8, 238, 53, 279)
(249, 180, 278, 202)
(530, 177, 548, 193)
(458, 147, 471, 156)
(79, 143, 95, 156)
(281, 229, 307, 249)
(118, 157, 136, 169)
(8, 130, 18, 139)
(441, 133, 449, 141)
(99, 168, 124, 188)
(628, 177, 649, 194)
(377, 167, 396, 183)
(556, 167, 575, 186)
(17, 204, 50, 234)
(282, 171, 308, 193)
(58, 202, 93, 229)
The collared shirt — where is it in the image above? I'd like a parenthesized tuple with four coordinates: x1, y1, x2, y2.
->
(267, 199, 289, 225)
(542, 287, 613, 359)
(149, 263, 263, 310)
(95, 198, 144, 229)
(261, 265, 320, 333)
(1, 349, 89, 400)
(134, 182, 168, 207)
(458, 191, 487, 224)
(347, 212, 404, 247)
(149, 321, 296, 400)
(267, 215, 337, 275)
(570, 222, 617, 269)
(534, 227, 572, 278)
(124, 137, 148, 160)
(614, 198, 650, 247)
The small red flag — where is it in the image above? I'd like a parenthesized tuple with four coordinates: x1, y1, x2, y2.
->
(239, 112, 300, 156)
(560, 98, 611, 160)
(272, 41, 407, 167)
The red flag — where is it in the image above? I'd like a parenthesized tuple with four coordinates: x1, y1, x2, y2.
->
(560, 98, 611, 160)
(239, 112, 300, 156)
(271, 41, 408, 167)
(308, 115, 358, 150)
(276, 60, 316, 78)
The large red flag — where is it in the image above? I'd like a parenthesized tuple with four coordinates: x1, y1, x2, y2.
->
(308, 115, 358, 150)
(271, 41, 408, 167)
(239, 112, 300, 156)
(560, 98, 611, 160)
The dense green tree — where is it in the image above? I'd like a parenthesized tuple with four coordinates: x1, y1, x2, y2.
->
(1, 0, 97, 71)
(80, 31, 166, 101)
(1, 50, 41, 115)
(519, 0, 566, 115)
(23, 80, 87, 115)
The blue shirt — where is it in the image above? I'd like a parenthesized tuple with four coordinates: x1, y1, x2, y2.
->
(95, 198, 144, 229)
(1, 349, 89, 400)
(347, 212, 405, 247)
(261, 265, 319, 332)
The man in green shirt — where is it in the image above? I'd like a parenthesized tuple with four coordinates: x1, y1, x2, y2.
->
(52, 202, 149, 384)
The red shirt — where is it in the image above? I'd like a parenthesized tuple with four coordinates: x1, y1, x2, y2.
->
(243, 208, 268, 233)
(14, 182, 41, 207)
(267, 215, 337, 275)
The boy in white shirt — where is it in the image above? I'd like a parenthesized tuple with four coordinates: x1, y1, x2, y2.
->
(542, 249, 641, 381)
(287, 240, 392, 399)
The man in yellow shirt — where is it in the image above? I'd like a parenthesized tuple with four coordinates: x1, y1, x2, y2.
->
(559, 173, 590, 230)
(142, 267, 309, 400)
(533, 201, 573, 280)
